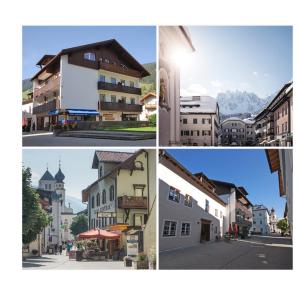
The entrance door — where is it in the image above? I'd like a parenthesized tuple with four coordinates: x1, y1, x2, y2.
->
(200, 220, 211, 242)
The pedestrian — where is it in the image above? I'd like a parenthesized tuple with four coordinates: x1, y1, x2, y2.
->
(54, 243, 58, 255)
(59, 244, 63, 255)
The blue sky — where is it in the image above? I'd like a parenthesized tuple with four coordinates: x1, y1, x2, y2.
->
(22, 149, 135, 205)
(22, 26, 156, 79)
(167, 149, 286, 218)
(181, 26, 292, 98)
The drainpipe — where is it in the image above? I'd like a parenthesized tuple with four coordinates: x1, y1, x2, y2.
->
(146, 151, 150, 218)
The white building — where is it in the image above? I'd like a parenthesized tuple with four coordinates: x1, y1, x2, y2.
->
(38, 163, 74, 251)
(180, 96, 220, 146)
(250, 205, 271, 235)
(159, 150, 226, 252)
(140, 92, 157, 121)
(31, 40, 150, 130)
(159, 26, 195, 146)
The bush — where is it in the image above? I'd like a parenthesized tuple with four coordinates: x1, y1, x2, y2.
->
(149, 114, 156, 126)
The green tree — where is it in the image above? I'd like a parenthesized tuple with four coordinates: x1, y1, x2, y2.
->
(70, 214, 88, 237)
(276, 218, 290, 236)
(22, 167, 49, 244)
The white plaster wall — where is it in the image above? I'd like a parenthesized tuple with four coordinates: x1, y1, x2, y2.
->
(60, 55, 99, 109)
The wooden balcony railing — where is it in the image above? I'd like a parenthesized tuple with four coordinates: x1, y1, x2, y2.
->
(99, 62, 142, 78)
(32, 99, 58, 114)
(98, 81, 141, 95)
(236, 201, 252, 219)
(100, 101, 142, 112)
(118, 196, 147, 209)
(34, 75, 60, 98)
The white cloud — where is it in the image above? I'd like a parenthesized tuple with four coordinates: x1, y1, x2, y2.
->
(31, 170, 40, 186)
(181, 83, 209, 96)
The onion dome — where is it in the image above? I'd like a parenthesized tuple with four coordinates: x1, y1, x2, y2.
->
(40, 169, 55, 181)
(55, 167, 65, 183)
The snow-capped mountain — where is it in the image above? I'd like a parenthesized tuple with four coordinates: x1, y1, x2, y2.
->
(217, 90, 271, 115)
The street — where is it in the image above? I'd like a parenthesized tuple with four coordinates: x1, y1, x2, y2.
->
(22, 132, 156, 146)
(23, 252, 132, 270)
(159, 236, 293, 270)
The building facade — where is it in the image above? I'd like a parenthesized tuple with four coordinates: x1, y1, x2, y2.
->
(266, 149, 293, 236)
(31, 40, 150, 130)
(250, 205, 271, 235)
(220, 117, 255, 146)
(82, 149, 156, 257)
(180, 96, 220, 146)
(159, 26, 195, 146)
(210, 180, 253, 238)
(254, 82, 293, 146)
(38, 164, 74, 251)
(159, 151, 226, 252)
(140, 92, 157, 121)
(269, 208, 280, 234)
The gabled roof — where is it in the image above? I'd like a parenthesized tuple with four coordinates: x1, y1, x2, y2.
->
(40, 169, 55, 181)
(140, 92, 156, 103)
(180, 96, 218, 114)
(32, 39, 150, 80)
(92, 151, 134, 169)
(36, 54, 55, 67)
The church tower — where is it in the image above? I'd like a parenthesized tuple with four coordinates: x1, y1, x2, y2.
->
(38, 165, 55, 191)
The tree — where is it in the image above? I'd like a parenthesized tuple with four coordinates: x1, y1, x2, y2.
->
(22, 167, 49, 244)
(70, 214, 88, 237)
(276, 218, 289, 236)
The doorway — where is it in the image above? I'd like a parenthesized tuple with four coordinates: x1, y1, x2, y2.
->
(200, 219, 211, 242)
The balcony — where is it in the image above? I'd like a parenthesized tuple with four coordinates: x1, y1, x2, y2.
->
(99, 62, 141, 78)
(118, 196, 147, 209)
(100, 101, 142, 113)
(236, 200, 252, 220)
(267, 128, 274, 136)
(33, 99, 58, 114)
(98, 81, 141, 95)
(34, 75, 60, 99)
(145, 104, 157, 109)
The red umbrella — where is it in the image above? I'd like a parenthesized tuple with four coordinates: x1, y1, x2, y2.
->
(234, 224, 238, 239)
(77, 229, 120, 240)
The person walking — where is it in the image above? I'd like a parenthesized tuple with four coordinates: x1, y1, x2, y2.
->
(54, 243, 58, 255)
(59, 244, 63, 255)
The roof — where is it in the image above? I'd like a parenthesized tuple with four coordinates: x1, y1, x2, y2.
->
(92, 151, 134, 169)
(36, 54, 55, 66)
(179, 26, 196, 52)
(180, 96, 218, 114)
(253, 204, 270, 214)
(140, 92, 156, 103)
(40, 169, 55, 181)
(55, 167, 65, 183)
(31, 39, 150, 80)
(220, 117, 246, 125)
(159, 150, 226, 207)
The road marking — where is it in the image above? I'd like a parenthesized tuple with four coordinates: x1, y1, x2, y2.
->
(23, 132, 53, 138)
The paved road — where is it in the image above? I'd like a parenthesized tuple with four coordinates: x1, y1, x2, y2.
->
(23, 252, 131, 270)
(159, 236, 293, 270)
(22, 132, 156, 146)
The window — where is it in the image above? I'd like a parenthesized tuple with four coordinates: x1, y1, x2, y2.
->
(120, 79, 126, 86)
(220, 211, 223, 218)
(84, 52, 96, 61)
(111, 77, 116, 84)
(193, 118, 197, 124)
(111, 95, 117, 103)
(109, 185, 114, 202)
(99, 166, 103, 178)
(183, 119, 187, 124)
(102, 190, 106, 204)
(205, 199, 209, 212)
(96, 193, 100, 206)
(91, 196, 95, 208)
(130, 98, 135, 104)
(202, 130, 211, 136)
(100, 94, 105, 102)
(168, 186, 180, 203)
(215, 209, 218, 217)
(99, 75, 105, 82)
(197, 130, 200, 136)
(163, 221, 177, 237)
(260, 220, 262, 224)
(181, 223, 191, 236)
(181, 130, 183, 136)
(129, 81, 134, 87)
(285, 122, 288, 132)
(184, 195, 192, 207)
(253, 221, 256, 224)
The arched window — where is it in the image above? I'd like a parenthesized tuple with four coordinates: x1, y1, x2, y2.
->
(102, 190, 106, 204)
(91, 196, 95, 208)
(96, 193, 100, 206)
(109, 185, 114, 202)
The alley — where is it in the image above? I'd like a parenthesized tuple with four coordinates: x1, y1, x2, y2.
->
(159, 236, 292, 270)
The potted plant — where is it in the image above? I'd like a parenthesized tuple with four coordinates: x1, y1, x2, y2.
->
(133, 253, 148, 269)
(31, 249, 39, 256)
(74, 240, 84, 261)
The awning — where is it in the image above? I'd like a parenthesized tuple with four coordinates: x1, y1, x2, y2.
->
(66, 109, 99, 116)
(77, 229, 120, 240)
(48, 109, 59, 116)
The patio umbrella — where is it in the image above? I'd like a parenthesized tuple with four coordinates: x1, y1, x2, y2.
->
(77, 229, 120, 240)
(228, 224, 232, 238)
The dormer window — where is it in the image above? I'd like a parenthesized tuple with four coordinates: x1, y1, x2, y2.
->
(84, 52, 96, 61)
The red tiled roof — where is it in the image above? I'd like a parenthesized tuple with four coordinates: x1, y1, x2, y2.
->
(96, 151, 133, 163)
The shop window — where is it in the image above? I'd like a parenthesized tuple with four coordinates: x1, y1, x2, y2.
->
(181, 223, 191, 236)
(163, 220, 177, 237)
(168, 186, 180, 203)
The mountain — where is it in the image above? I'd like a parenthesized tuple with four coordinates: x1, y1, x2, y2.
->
(22, 78, 32, 92)
(217, 90, 270, 115)
(65, 195, 86, 214)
